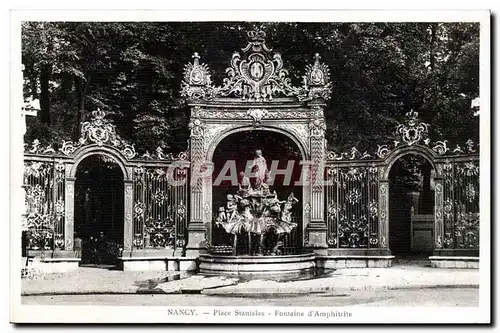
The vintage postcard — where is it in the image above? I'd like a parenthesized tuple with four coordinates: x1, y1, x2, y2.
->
(9, 9, 491, 324)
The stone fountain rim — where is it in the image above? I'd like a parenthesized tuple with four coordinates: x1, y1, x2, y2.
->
(199, 253, 315, 262)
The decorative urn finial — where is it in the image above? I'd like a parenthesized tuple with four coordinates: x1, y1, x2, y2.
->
(192, 52, 200, 66)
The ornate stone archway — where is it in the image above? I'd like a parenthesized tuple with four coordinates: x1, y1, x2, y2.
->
(181, 29, 333, 255)
(58, 110, 135, 253)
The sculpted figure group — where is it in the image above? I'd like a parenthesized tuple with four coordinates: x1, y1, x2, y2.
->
(215, 149, 299, 256)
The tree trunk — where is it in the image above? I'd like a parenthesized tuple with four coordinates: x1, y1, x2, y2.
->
(39, 63, 52, 125)
(73, 78, 82, 140)
(74, 75, 91, 140)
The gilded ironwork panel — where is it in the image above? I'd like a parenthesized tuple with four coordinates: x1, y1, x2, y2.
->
(23, 160, 65, 251)
(442, 160, 479, 249)
(325, 165, 379, 248)
(132, 165, 189, 250)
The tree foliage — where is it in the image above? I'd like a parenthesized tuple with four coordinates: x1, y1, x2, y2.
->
(21, 22, 479, 154)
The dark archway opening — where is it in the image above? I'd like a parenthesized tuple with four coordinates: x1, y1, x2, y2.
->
(211, 130, 304, 255)
(74, 155, 124, 267)
(389, 154, 435, 260)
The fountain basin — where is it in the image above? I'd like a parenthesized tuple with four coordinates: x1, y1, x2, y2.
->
(198, 253, 316, 281)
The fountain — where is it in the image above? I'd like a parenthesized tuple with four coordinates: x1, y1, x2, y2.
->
(198, 149, 316, 280)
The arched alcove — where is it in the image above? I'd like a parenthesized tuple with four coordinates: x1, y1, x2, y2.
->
(388, 153, 436, 259)
(211, 130, 304, 254)
(74, 154, 124, 266)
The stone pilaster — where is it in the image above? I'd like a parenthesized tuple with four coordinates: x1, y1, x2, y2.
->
(301, 169, 311, 246)
(305, 105, 327, 253)
(123, 180, 134, 252)
(378, 180, 389, 249)
(434, 179, 444, 251)
(186, 130, 208, 256)
(64, 178, 75, 251)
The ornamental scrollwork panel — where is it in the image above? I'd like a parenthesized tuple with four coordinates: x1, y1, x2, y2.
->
(193, 109, 316, 120)
(395, 110, 429, 146)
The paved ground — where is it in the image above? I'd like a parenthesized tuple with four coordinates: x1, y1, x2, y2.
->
(21, 267, 191, 295)
(22, 287, 479, 307)
(21, 264, 480, 297)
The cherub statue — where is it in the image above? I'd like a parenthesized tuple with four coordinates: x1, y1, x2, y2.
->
(268, 192, 286, 215)
(238, 198, 253, 224)
(254, 177, 263, 191)
(250, 177, 267, 197)
(215, 206, 226, 226)
(281, 193, 299, 224)
(261, 181, 271, 196)
(238, 171, 251, 198)
(262, 193, 299, 256)
(225, 194, 239, 223)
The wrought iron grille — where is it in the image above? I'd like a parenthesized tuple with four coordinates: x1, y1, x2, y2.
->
(282, 216, 302, 254)
(325, 166, 379, 248)
(132, 166, 189, 251)
(23, 160, 65, 251)
(442, 160, 479, 249)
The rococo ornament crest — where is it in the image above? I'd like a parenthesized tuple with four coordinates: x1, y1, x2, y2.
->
(59, 109, 137, 159)
(180, 29, 332, 102)
(25, 110, 190, 162)
(326, 109, 479, 162)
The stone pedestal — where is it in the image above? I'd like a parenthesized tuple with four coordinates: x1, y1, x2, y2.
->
(26, 250, 81, 273)
(120, 257, 198, 272)
(317, 248, 394, 269)
(185, 222, 208, 257)
(305, 221, 328, 255)
(118, 249, 198, 272)
(316, 255, 394, 269)
(429, 256, 479, 269)
(408, 191, 421, 211)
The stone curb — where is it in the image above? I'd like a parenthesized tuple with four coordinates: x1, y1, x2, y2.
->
(201, 284, 479, 295)
(21, 283, 479, 297)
